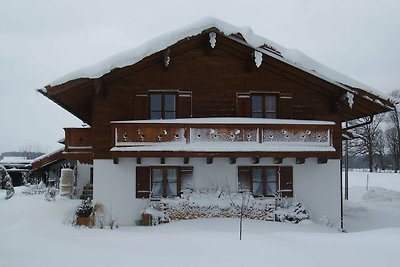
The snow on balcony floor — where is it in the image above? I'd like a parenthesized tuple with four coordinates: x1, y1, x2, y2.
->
(111, 141, 335, 152)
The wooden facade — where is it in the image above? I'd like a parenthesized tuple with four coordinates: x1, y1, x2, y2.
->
(40, 28, 395, 161)
(63, 128, 93, 164)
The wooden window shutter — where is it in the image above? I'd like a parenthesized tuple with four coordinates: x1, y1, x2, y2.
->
(279, 166, 293, 197)
(136, 167, 150, 198)
(179, 167, 193, 193)
(134, 93, 150, 120)
(278, 94, 293, 119)
(177, 91, 192, 118)
(238, 167, 252, 191)
(237, 93, 251, 117)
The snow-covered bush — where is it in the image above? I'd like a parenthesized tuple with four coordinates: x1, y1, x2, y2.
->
(0, 165, 14, 200)
(274, 201, 310, 223)
(75, 199, 93, 217)
(91, 203, 119, 229)
(142, 206, 168, 225)
(44, 180, 57, 201)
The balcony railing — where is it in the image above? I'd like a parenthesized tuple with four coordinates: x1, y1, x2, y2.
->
(111, 119, 335, 153)
(64, 128, 93, 152)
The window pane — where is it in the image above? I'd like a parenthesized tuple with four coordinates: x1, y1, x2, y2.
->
(253, 182, 263, 196)
(150, 94, 161, 110)
(252, 96, 262, 112)
(164, 111, 176, 119)
(151, 169, 163, 198)
(265, 95, 276, 112)
(252, 169, 262, 182)
(252, 112, 263, 118)
(152, 183, 163, 198)
(167, 169, 177, 182)
(252, 169, 263, 196)
(151, 112, 162, 120)
(266, 182, 277, 196)
(266, 168, 277, 182)
(166, 182, 177, 197)
(166, 169, 177, 197)
(164, 94, 176, 111)
(152, 169, 163, 182)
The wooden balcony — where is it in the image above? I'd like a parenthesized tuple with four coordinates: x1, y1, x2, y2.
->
(110, 118, 338, 159)
(64, 128, 93, 162)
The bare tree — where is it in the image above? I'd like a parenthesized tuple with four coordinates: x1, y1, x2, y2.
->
(349, 114, 385, 172)
(385, 90, 400, 172)
(386, 127, 400, 171)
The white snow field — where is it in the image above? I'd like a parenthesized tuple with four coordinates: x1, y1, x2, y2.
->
(1, 171, 399, 267)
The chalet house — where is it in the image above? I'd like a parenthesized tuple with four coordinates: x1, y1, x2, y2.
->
(38, 18, 396, 226)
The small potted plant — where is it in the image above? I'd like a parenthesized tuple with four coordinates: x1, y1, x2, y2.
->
(75, 199, 93, 227)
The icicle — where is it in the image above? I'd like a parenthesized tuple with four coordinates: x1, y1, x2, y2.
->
(209, 32, 216, 48)
(346, 92, 354, 108)
(254, 50, 262, 68)
(164, 48, 171, 68)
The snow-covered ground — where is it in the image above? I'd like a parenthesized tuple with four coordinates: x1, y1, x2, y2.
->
(344, 171, 400, 232)
(0, 171, 399, 267)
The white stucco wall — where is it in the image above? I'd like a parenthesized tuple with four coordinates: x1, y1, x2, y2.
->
(93, 157, 341, 226)
(76, 162, 92, 195)
(93, 159, 148, 225)
(293, 158, 341, 227)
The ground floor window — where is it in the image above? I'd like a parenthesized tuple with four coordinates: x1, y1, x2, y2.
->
(238, 166, 293, 197)
(151, 168, 178, 198)
(136, 166, 193, 198)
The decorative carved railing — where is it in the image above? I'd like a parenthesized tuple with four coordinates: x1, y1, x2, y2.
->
(112, 121, 334, 148)
(64, 128, 93, 152)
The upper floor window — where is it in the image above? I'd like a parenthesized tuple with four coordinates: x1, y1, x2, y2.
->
(251, 94, 277, 118)
(150, 93, 176, 119)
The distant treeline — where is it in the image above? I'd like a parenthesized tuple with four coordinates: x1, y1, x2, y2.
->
(344, 154, 399, 172)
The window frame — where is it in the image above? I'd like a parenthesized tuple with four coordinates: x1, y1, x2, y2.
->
(150, 166, 179, 198)
(251, 93, 278, 119)
(238, 166, 279, 197)
(148, 166, 193, 198)
(149, 92, 177, 120)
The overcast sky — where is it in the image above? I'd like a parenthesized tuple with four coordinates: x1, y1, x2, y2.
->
(0, 0, 399, 154)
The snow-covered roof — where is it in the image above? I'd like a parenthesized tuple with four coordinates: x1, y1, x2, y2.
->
(112, 117, 335, 125)
(0, 157, 32, 164)
(44, 17, 396, 104)
(31, 148, 64, 164)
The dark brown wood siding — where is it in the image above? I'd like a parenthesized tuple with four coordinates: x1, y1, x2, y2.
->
(87, 33, 341, 159)
(177, 92, 192, 118)
(134, 93, 149, 120)
(278, 94, 293, 119)
(236, 94, 251, 117)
